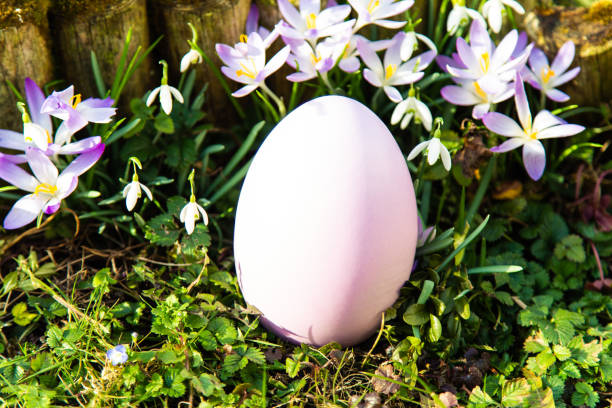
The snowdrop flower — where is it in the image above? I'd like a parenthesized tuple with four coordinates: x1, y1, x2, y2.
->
(483, 74, 584, 180)
(348, 0, 414, 32)
(180, 169, 209, 235)
(417, 218, 436, 247)
(217, 32, 290, 98)
(482, 0, 524, 33)
(441, 78, 514, 119)
(0, 144, 105, 229)
(41, 85, 115, 146)
(391, 89, 433, 131)
(106, 345, 128, 366)
(147, 60, 184, 115)
(446, 2, 484, 35)
(0, 79, 103, 160)
(277, 0, 353, 42)
(122, 157, 152, 211)
(523, 42, 580, 103)
(408, 137, 451, 171)
(180, 23, 204, 72)
(400, 31, 437, 61)
(445, 20, 532, 94)
(358, 32, 435, 102)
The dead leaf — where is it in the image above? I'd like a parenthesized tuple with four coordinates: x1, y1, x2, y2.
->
(371, 363, 400, 395)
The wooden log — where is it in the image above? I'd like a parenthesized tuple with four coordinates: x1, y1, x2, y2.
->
(0, 1, 54, 131)
(523, 0, 612, 106)
(149, 0, 251, 123)
(49, 0, 152, 106)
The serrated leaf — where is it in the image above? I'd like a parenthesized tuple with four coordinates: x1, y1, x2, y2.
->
(145, 213, 180, 246)
(12, 302, 37, 326)
(501, 378, 531, 407)
(468, 386, 497, 407)
(535, 349, 556, 374)
(600, 354, 612, 382)
(222, 354, 248, 376)
(494, 291, 513, 306)
(553, 235, 585, 263)
(571, 382, 598, 408)
(286, 357, 300, 378)
(207, 317, 237, 345)
(198, 330, 217, 351)
(243, 347, 265, 365)
(560, 361, 581, 378)
(524, 332, 548, 353)
(552, 344, 571, 361)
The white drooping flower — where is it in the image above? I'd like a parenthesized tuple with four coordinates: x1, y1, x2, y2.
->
(147, 60, 184, 115)
(122, 179, 153, 212)
(180, 199, 209, 235)
(407, 137, 452, 171)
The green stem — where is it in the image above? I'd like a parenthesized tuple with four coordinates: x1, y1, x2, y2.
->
(465, 155, 496, 228)
(260, 82, 286, 119)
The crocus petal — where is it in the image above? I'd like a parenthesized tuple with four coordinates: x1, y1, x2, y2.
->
(0, 129, 28, 151)
(24, 78, 52, 134)
(23, 123, 49, 151)
(532, 110, 564, 132)
(537, 124, 585, 139)
(551, 41, 575, 74)
(357, 38, 383, 76)
(0, 159, 38, 191)
(278, 0, 306, 30)
(514, 75, 532, 130)
(456, 37, 481, 73)
(528, 48, 549, 74)
(373, 19, 407, 29)
(440, 85, 480, 105)
(522, 140, 546, 180)
(482, 112, 524, 136)
(383, 86, 402, 103)
(490, 137, 525, 153)
(3, 194, 46, 229)
(363, 68, 383, 87)
(232, 84, 259, 96)
(339, 57, 361, 72)
(263, 45, 291, 77)
(56, 173, 78, 198)
(57, 136, 102, 155)
(552, 66, 580, 87)
(491, 30, 517, 69)
(246, 3, 260, 34)
(62, 143, 105, 176)
(26, 147, 58, 185)
(317, 5, 352, 28)
(472, 103, 491, 119)
(545, 89, 570, 102)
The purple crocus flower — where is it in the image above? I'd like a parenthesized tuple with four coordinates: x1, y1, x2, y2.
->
(441, 78, 514, 119)
(0, 144, 105, 229)
(40, 85, 115, 146)
(444, 20, 532, 94)
(285, 29, 350, 82)
(523, 41, 581, 102)
(0, 79, 103, 161)
(358, 31, 436, 102)
(216, 32, 290, 97)
(245, 3, 280, 49)
(277, 0, 353, 42)
(483, 74, 584, 181)
(338, 34, 391, 73)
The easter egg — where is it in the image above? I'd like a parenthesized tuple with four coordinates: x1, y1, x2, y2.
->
(234, 95, 418, 346)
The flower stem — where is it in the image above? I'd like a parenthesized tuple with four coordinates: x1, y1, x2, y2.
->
(539, 91, 546, 111)
(260, 83, 286, 119)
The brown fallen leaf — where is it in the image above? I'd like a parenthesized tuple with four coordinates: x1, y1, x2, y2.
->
(438, 391, 459, 407)
(371, 363, 400, 395)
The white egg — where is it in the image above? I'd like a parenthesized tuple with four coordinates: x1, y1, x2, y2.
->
(234, 95, 418, 346)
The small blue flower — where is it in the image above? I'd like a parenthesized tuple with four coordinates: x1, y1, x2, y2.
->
(106, 344, 128, 366)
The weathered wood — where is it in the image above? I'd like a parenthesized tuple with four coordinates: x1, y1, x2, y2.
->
(149, 0, 251, 123)
(523, 0, 612, 106)
(49, 0, 152, 105)
(0, 1, 54, 131)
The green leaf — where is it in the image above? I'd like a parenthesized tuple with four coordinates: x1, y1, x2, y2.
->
(157, 350, 183, 364)
(198, 330, 217, 351)
(154, 112, 175, 134)
(559, 361, 581, 378)
(12, 302, 37, 326)
(524, 332, 548, 353)
(494, 291, 513, 306)
(468, 386, 497, 407)
(243, 347, 265, 365)
(207, 317, 237, 345)
(427, 314, 442, 342)
(222, 354, 248, 376)
(468, 265, 522, 274)
(285, 357, 300, 378)
(195, 373, 222, 397)
(600, 354, 612, 382)
(552, 344, 571, 361)
(403, 304, 429, 325)
(501, 378, 531, 407)
(145, 213, 180, 246)
(535, 349, 556, 374)
(553, 235, 585, 263)
(571, 382, 599, 408)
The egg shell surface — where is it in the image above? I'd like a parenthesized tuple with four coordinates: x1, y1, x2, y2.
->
(234, 95, 418, 346)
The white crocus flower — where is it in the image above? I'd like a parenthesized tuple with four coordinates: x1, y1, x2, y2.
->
(391, 94, 433, 131)
(122, 178, 152, 211)
(180, 199, 209, 235)
(407, 137, 452, 171)
(180, 49, 203, 72)
(147, 60, 184, 115)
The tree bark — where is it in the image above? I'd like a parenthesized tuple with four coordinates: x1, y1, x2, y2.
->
(0, 2, 54, 131)
(149, 0, 251, 124)
(49, 0, 152, 106)
(523, 0, 612, 106)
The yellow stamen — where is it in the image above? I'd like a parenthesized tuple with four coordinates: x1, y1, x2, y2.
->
(541, 67, 555, 83)
(306, 13, 317, 30)
(310, 52, 322, 66)
(480, 52, 490, 73)
(240, 34, 248, 43)
(367, 0, 380, 13)
(473, 82, 487, 99)
(34, 183, 57, 196)
(46, 130, 52, 144)
(70, 94, 82, 108)
(385, 64, 397, 80)
(236, 58, 258, 79)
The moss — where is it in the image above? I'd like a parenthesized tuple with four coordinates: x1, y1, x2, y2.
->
(50, 0, 133, 18)
(0, 0, 50, 28)
(586, 0, 612, 22)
